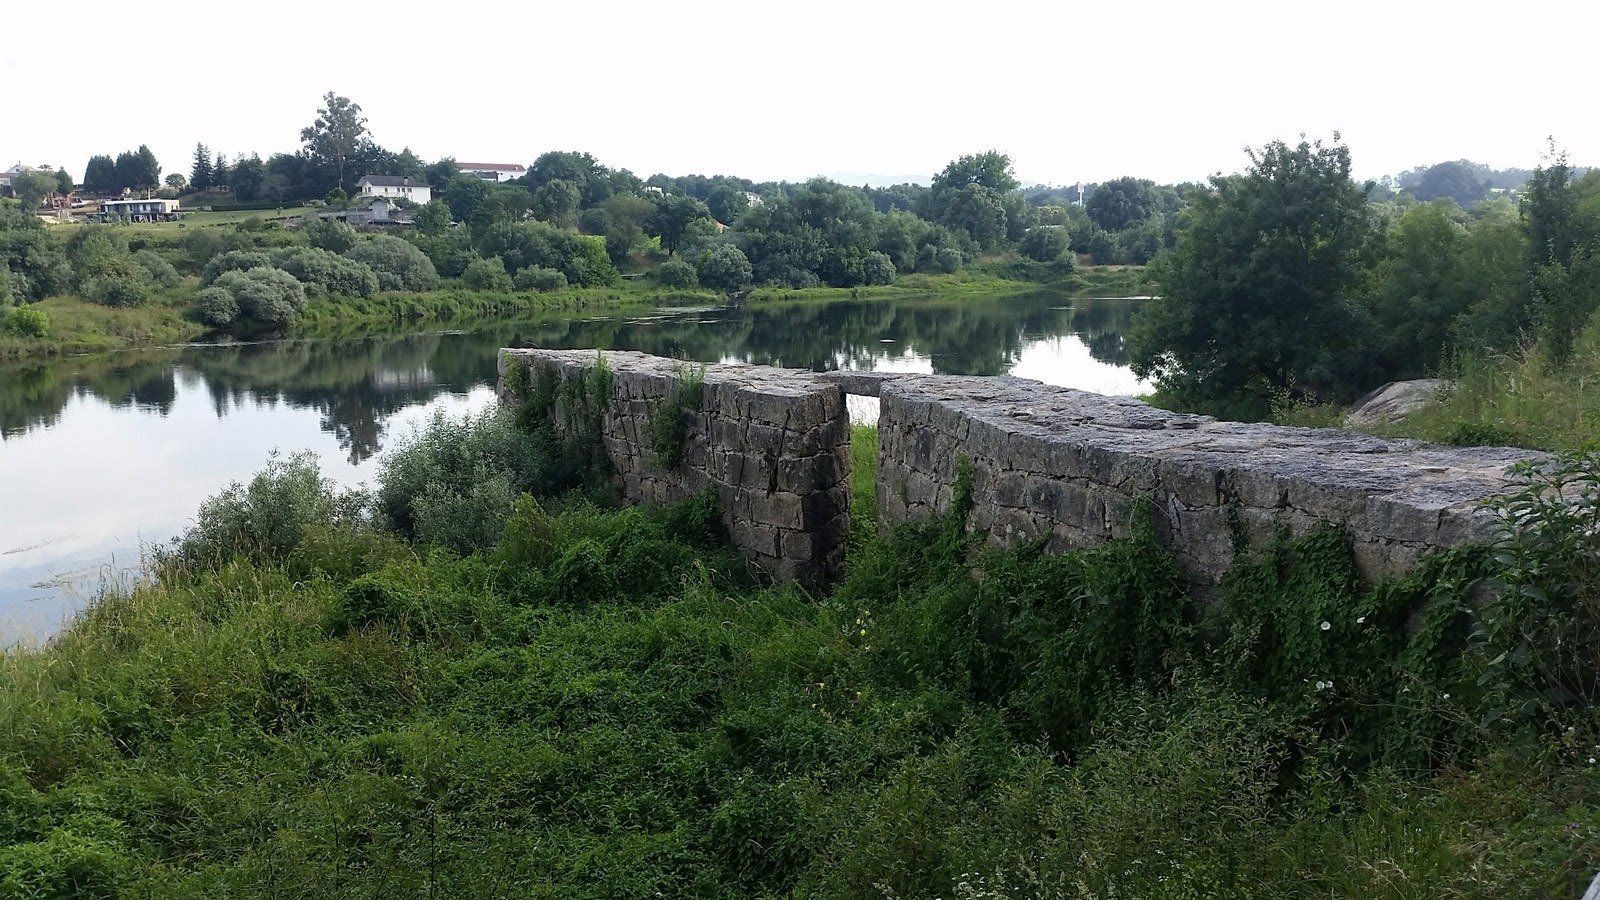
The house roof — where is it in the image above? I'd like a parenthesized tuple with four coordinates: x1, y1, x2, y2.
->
(358, 174, 428, 188)
(457, 162, 526, 172)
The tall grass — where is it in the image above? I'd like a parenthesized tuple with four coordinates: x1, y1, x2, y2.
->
(2, 414, 1598, 895)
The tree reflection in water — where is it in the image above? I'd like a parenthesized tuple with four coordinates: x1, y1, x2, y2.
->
(0, 293, 1138, 464)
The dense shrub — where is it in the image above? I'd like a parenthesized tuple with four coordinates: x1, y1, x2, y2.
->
(512, 265, 567, 292)
(133, 250, 183, 288)
(862, 249, 896, 285)
(208, 266, 307, 326)
(656, 257, 698, 288)
(277, 247, 379, 298)
(460, 255, 513, 292)
(200, 250, 271, 286)
(699, 244, 753, 292)
(933, 246, 964, 273)
(3, 304, 48, 336)
(171, 451, 367, 565)
(193, 286, 239, 327)
(1019, 224, 1071, 262)
(344, 235, 440, 292)
(376, 409, 551, 553)
(302, 217, 358, 253)
(473, 221, 619, 287)
(83, 274, 150, 308)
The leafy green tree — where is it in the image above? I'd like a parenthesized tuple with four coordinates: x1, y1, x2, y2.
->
(324, 187, 349, 207)
(705, 184, 750, 225)
(229, 156, 267, 202)
(301, 92, 370, 192)
(526, 151, 611, 207)
(132, 145, 161, 190)
(1363, 202, 1481, 376)
(461, 255, 514, 291)
(924, 151, 1019, 249)
(1130, 138, 1376, 414)
(415, 200, 453, 235)
(647, 195, 712, 255)
(1086, 177, 1159, 231)
(698, 244, 752, 292)
(1019, 225, 1071, 262)
(83, 155, 118, 193)
(9, 171, 58, 209)
(54, 169, 73, 195)
(532, 179, 581, 227)
(0, 205, 70, 298)
(1412, 161, 1490, 208)
(424, 157, 459, 194)
(165, 173, 187, 192)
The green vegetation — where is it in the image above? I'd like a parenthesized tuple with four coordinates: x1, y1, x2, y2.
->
(1133, 137, 1600, 426)
(646, 364, 705, 468)
(0, 295, 201, 359)
(2, 412, 1598, 895)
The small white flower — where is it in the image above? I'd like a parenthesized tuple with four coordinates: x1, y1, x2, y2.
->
(1320, 621, 1332, 631)
(1356, 616, 1366, 625)
(1315, 680, 1327, 690)
(1443, 693, 1450, 699)
(1590, 757, 1597, 765)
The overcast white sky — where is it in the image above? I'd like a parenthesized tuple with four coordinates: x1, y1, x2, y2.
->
(5, 0, 1596, 186)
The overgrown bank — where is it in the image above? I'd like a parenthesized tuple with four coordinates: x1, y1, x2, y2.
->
(2, 411, 1598, 896)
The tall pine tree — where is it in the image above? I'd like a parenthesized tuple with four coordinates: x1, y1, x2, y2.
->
(213, 153, 230, 192)
(190, 143, 212, 192)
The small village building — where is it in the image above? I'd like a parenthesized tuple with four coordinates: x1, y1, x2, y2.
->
(99, 198, 180, 222)
(355, 175, 431, 204)
(315, 197, 414, 227)
(457, 162, 526, 183)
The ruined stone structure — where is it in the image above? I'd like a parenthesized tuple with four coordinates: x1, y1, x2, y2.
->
(503, 350, 1545, 586)
(850, 372, 1543, 582)
(498, 349, 852, 585)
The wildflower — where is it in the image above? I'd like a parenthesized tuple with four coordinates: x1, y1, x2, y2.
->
(1320, 621, 1331, 631)
(1443, 693, 1450, 699)
(1356, 616, 1366, 624)
(1590, 757, 1596, 765)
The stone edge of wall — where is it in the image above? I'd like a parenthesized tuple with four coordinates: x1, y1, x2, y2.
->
(498, 348, 852, 586)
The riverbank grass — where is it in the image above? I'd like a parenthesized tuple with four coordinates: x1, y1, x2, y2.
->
(0, 295, 204, 359)
(2, 410, 1597, 895)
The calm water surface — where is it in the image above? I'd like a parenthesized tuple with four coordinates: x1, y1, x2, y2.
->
(0, 292, 1144, 641)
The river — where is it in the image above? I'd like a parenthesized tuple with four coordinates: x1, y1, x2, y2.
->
(0, 291, 1145, 642)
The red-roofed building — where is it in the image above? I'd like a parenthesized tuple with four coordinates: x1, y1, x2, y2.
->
(457, 162, 527, 183)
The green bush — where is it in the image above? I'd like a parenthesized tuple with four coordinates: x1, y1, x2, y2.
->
(193, 285, 239, 326)
(133, 250, 183, 289)
(301, 217, 358, 253)
(512, 265, 567, 292)
(699, 244, 753, 292)
(83, 274, 150, 308)
(345, 235, 440, 292)
(376, 409, 551, 553)
(199, 250, 271, 286)
(276, 247, 379, 298)
(171, 450, 367, 565)
(1019, 224, 1071, 262)
(460, 255, 513, 292)
(657, 257, 698, 288)
(209, 267, 307, 326)
(3, 304, 49, 337)
(862, 250, 896, 285)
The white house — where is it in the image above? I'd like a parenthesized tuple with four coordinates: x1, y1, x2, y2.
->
(355, 175, 431, 204)
(457, 162, 526, 183)
(99, 198, 180, 222)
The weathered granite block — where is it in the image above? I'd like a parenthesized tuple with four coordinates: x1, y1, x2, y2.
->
(499, 349, 851, 585)
(873, 374, 1543, 582)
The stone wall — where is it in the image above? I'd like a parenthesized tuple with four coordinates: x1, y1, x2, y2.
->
(872, 374, 1545, 582)
(498, 349, 851, 585)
